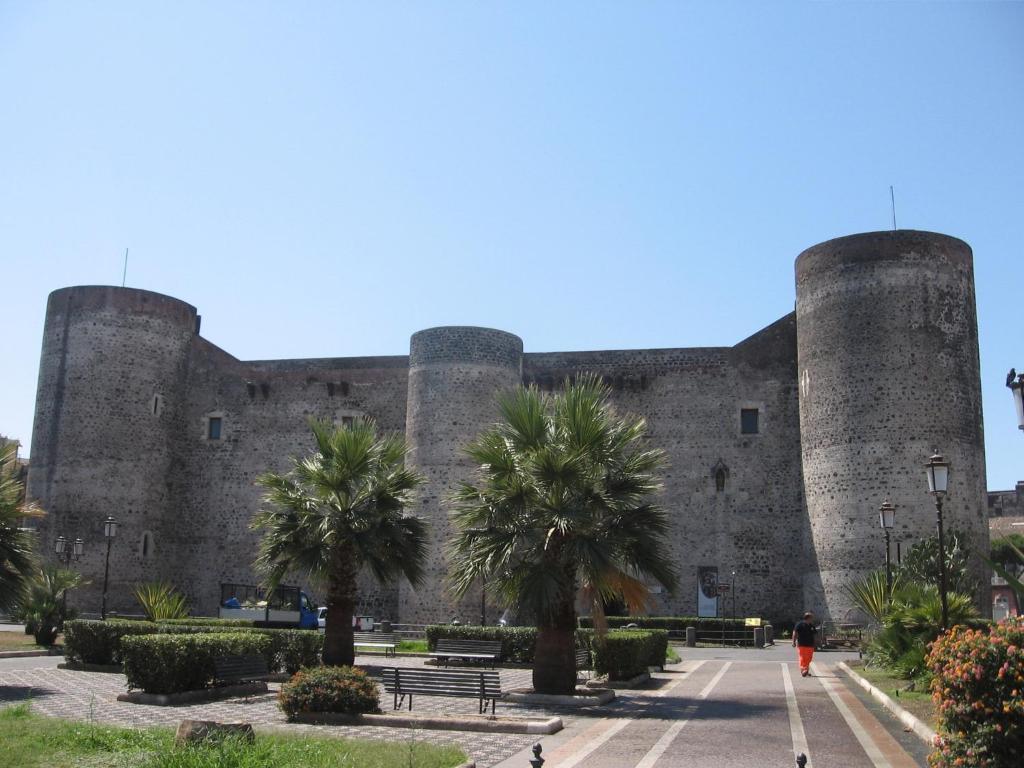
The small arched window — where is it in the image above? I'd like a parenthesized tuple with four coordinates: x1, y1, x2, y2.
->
(140, 530, 154, 559)
(712, 460, 729, 492)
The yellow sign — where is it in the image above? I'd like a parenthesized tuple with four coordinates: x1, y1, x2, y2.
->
(744, 618, 762, 627)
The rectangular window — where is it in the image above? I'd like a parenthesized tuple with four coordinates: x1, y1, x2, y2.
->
(341, 416, 354, 427)
(740, 408, 759, 434)
(208, 417, 222, 440)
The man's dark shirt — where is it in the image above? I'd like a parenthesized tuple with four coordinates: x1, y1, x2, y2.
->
(794, 620, 817, 647)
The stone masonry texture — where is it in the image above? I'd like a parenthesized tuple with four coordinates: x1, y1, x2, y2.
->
(26, 230, 991, 625)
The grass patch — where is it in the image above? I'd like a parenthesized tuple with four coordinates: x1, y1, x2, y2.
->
(0, 704, 467, 768)
(397, 639, 428, 654)
(0, 633, 60, 652)
(849, 664, 937, 726)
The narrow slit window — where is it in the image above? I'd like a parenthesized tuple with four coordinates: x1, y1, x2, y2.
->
(208, 417, 222, 440)
(740, 408, 759, 434)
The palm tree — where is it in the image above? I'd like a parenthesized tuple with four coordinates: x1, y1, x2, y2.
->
(449, 375, 677, 695)
(0, 444, 43, 612)
(252, 418, 427, 666)
(18, 565, 85, 645)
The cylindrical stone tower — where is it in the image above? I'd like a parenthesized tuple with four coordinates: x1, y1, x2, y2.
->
(796, 231, 989, 622)
(399, 326, 523, 625)
(28, 286, 197, 615)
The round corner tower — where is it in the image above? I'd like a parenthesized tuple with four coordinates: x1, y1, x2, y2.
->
(399, 326, 523, 625)
(28, 286, 197, 614)
(795, 230, 989, 622)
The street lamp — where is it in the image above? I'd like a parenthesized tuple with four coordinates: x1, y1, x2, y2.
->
(54, 534, 83, 619)
(54, 535, 84, 566)
(1007, 369, 1024, 431)
(101, 516, 118, 620)
(879, 501, 896, 592)
(925, 452, 951, 631)
(730, 570, 737, 623)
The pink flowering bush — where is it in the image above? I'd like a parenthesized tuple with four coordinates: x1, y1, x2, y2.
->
(927, 617, 1024, 767)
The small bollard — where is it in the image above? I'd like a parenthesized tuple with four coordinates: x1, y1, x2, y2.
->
(765, 623, 774, 645)
(754, 626, 765, 648)
(529, 743, 544, 767)
(686, 626, 696, 647)
(796, 753, 807, 767)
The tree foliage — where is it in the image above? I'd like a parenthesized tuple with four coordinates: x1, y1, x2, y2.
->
(896, 528, 976, 596)
(448, 374, 677, 694)
(0, 444, 43, 611)
(252, 418, 426, 666)
(17, 566, 86, 645)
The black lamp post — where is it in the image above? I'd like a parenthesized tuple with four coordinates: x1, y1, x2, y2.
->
(54, 534, 83, 618)
(925, 452, 951, 631)
(100, 516, 118, 620)
(730, 570, 737, 623)
(879, 501, 896, 592)
(1007, 369, 1024, 431)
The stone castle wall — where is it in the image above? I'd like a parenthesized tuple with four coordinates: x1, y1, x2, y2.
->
(26, 230, 991, 624)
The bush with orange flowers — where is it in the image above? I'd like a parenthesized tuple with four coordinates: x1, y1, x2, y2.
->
(927, 616, 1024, 767)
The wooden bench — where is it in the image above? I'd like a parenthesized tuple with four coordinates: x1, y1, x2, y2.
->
(213, 654, 270, 684)
(353, 632, 398, 657)
(380, 667, 501, 713)
(576, 646, 592, 680)
(429, 639, 503, 667)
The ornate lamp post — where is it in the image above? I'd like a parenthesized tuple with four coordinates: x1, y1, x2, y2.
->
(1007, 369, 1024, 431)
(101, 516, 118, 620)
(54, 534, 83, 618)
(730, 570, 737, 622)
(879, 501, 896, 592)
(924, 452, 951, 631)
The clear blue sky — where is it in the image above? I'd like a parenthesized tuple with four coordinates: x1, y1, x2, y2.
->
(1, 2, 1021, 490)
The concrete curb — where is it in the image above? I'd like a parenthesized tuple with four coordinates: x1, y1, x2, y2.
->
(59, 661, 123, 673)
(838, 662, 937, 747)
(0, 649, 63, 659)
(290, 711, 562, 734)
(503, 687, 615, 707)
(585, 671, 651, 689)
(117, 682, 269, 706)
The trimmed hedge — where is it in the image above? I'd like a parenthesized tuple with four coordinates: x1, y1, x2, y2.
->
(578, 616, 753, 633)
(425, 624, 666, 672)
(158, 617, 255, 628)
(122, 632, 274, 694)
(63, 619, 321, 673)
(279, 666, 381, 719)
(591, 630, 668, 680)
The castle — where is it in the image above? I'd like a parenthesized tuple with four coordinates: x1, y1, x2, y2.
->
(27, 230, 991, 624)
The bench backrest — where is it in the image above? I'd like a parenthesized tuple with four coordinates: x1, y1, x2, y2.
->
(576, 647, 591, 669)
(353, 632, 397, 644)
(213, 654, 268, 682)
(380, 667, 501, 698)
(434, 639, 503, 655)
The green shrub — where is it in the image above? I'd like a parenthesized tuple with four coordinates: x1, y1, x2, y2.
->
(134, 582, 189, 621)
(928, 617, 1024, 768)
(122, 632, 274, 694)
(64, 619, 320, 672)
(425, 625, 538, 662)
(591, 630, 667, 680)
(158, 617, 255, 628)
(64, 619, 161, 665)
(578, 615, 751, 633)
(267, 628, 322, 673)
(278, 666, 380, 719)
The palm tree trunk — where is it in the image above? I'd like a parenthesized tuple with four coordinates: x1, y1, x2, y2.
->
(532, 596, 578, 695)
(323, 545, 358, 667)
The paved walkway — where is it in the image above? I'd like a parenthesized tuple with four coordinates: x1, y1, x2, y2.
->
(0, 648, 929, 768)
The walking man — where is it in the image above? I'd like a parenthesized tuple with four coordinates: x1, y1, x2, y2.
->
(792, 611, 817, 677)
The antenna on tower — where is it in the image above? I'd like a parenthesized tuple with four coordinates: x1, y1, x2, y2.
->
(121, 248, 128, 287)
(889, 185, 897, 231)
